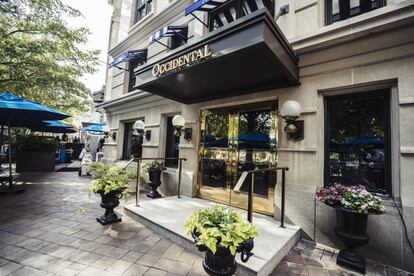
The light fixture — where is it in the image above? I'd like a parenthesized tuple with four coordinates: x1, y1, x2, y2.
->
(280, 100, 304, 141)
(103, 125, 117, 141)
(172, 115, 192, 141)
(134, 119, 151, 141)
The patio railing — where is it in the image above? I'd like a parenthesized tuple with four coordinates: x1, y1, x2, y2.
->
(123, 157, 187, 206)
(233, 167, 289, 227)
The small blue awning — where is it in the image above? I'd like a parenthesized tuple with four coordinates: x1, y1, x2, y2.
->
(109, 49, 148, 69)
(184, 0, 227, 16)
(148, 26, 188, 45)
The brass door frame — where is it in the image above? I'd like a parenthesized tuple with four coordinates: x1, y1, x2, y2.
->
(197, 106, 278, 215)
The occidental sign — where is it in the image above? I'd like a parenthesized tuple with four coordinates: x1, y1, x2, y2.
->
(152, 45, 212, 77)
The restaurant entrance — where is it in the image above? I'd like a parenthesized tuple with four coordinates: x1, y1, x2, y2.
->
(198, 102, 278, 215)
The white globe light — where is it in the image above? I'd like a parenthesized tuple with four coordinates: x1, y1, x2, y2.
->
(172, 115, 185, 127)
(280, 100, 302, 119)
(134, 120, 145, 130)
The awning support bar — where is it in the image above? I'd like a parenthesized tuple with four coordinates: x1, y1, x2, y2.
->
(190, 12, 209, 28)
(154, 39, 172, 50)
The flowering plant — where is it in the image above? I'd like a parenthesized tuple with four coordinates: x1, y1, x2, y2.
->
(316, 184, 385, 214)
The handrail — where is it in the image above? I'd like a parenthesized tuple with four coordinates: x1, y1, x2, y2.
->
(124, 157, 187, 206)
(233, 166, 289, 228)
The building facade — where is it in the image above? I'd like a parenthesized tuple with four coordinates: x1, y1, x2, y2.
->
(99, 0, 414, 271)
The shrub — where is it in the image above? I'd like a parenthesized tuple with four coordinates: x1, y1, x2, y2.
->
(16, 135, 58, 152)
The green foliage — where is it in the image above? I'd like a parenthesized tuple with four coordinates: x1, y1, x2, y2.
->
(16, 135, 58, 152)
(0, 0, 100, 115)
(185, 205, 259, 255)
(89, 162, 110, 179)
(143, 160, 166, 172)
(91, 166, 136, 201)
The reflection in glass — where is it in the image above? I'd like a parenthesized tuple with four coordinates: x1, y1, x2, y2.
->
(202, 112, 229, 148)
(326, 92, 390, 195)
(122, 122, 143, 160)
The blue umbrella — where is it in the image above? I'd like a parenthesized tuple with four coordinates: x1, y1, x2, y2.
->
(38, 121, 76, 133)
(81, 123, 106, 134)
(0, 92, 69, 126)
(0, 92, 70, 193)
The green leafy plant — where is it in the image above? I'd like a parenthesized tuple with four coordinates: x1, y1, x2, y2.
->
(91, 166, 136, 201)
(143, 160, 166, 172)
(185, 205, 259, 255)
(16, 135, 58, 152)
(89, 162, 110, 179)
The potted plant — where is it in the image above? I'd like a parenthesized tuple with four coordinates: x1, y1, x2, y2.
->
(143, 160, 166, 198)
(92, 166, 135, 225)
(185, 205, 259, 276)
(316, 184, 385, 274)
(15, 135, 58, 172)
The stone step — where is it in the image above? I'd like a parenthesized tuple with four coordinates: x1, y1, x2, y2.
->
(124, 196, 300, 276)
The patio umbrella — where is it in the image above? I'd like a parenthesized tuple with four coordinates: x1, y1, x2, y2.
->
(0, 92, 70, 194)
(81, 122, 106, 134)
(34, 120, 77, 134)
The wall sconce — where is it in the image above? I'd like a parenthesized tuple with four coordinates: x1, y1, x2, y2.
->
(280, 100, 304, 141)
(103, 126, 117, 141)
(134, 120, 151, 141)
(172, 115, 192, 142)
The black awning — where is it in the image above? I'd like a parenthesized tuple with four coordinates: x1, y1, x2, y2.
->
(134, 9, 299, 104)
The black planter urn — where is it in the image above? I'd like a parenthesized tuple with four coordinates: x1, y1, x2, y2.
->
(335, 208, 369, 274)
(96, 189, 123, 225)
(147, 168, 162, 199)
(192, 233, 254, 276)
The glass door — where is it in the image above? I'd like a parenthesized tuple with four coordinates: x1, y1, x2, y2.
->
(198, 104, 278, 215)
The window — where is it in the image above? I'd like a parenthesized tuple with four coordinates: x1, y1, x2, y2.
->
(324, 90, 391, 195)
(326, 0, 386, 25)
(134, 0, 152, 24)
(128, 59, 140, 92)
(122, 122, 143, 160)
(165, 116, 179, 168)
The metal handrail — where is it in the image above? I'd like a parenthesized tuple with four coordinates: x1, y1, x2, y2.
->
(233, 166, 289, 227)
(124, 157, 187, 206)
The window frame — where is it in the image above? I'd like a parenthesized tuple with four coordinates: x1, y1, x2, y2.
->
(134, 0, 153, 24)
(323, 90, 392, 196)
(164, 116, 179, 168)
(325, 0, 386, 25)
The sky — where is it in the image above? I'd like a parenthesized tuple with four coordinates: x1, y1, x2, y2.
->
(61, 0, 113, 93)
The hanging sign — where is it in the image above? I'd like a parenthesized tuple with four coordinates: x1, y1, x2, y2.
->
(152, 45, 212, 77)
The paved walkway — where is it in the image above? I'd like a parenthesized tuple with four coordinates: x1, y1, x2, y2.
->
(0, 171, 411, 276)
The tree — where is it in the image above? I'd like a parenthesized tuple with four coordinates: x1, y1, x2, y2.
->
(0, 0, 100, 116)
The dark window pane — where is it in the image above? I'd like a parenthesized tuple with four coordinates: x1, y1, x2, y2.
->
(165, 116, 179, 167)
(326, 0, 385, 25)
(325, 91, 390, 195)
(128, 59, 140, 92)
(123, 122, 143, 160)
(134, 0, 152, 23)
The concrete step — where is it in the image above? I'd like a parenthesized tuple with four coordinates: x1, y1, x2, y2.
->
(124, 196, 300, 276)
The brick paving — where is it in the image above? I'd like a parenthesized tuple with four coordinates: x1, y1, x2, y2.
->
(0, 171, 411, 276)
